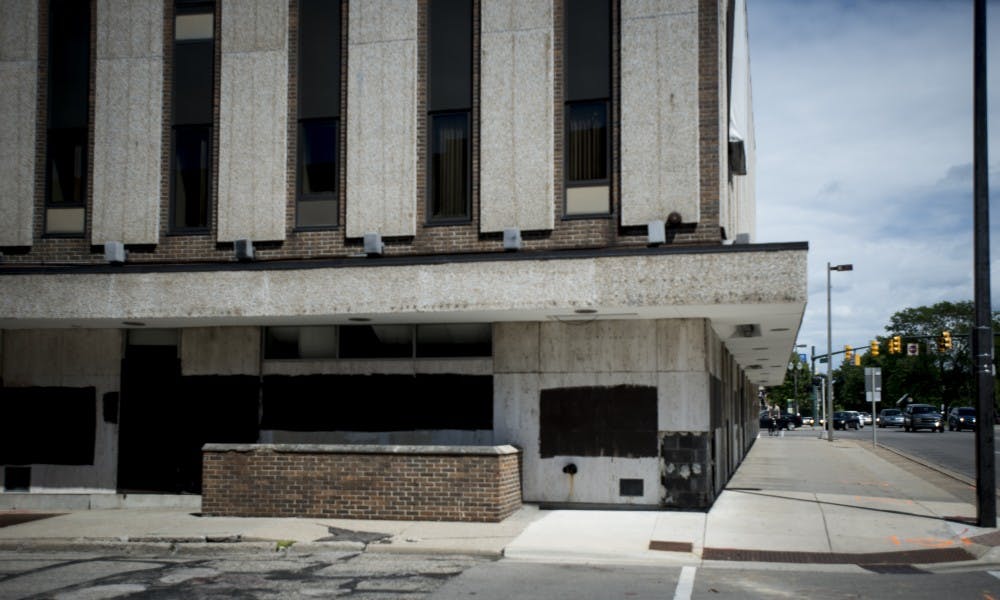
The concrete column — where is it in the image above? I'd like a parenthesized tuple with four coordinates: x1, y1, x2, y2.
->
(620, 0, 700, 226)
(92, 0, 164, 245)
(0, 0, 38, 246)
(217, 0, 289, 242)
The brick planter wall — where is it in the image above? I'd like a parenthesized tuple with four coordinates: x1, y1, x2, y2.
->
(201, 444, 522, 522)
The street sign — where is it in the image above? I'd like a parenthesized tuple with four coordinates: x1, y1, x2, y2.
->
(907, 343, 919, 356)
(864, 367, 882, 403)
(799, 353, 808, 364)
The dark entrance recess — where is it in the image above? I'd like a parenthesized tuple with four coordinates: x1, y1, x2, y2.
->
(261, 374, 492, 431)
(539, 385, 658, 458)
(117, 345, 258, 494)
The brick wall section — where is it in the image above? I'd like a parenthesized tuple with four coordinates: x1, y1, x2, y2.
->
(202, 444, 523, 522)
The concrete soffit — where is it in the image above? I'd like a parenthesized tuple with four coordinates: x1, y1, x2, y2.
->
(0, 245, 807, 385)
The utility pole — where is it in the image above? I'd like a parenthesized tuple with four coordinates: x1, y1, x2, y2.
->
(972, 0, 995, 528)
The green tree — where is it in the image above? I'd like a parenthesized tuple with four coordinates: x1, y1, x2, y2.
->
(763, 353, 813, 415)
(832, 301, 1000, 414)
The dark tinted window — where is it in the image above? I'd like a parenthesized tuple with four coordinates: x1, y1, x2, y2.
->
(46, 128, 87, 205)
(958, 408, 976, 415)
(429, 112, 469, 220)
(297, 0, 340, 228)
(565, 0, 610, 102)
(298, 0, 340, 119)
(299, 119, 338, 196)
(566, 101, 608, 182)
(48, 0, 90, 129)
(171, 2, 214, 231)
(428, 0, 472, 112)
(171, 125, 211, 230)
(339, 325, 413, 359)
(172, 41, 214, 125)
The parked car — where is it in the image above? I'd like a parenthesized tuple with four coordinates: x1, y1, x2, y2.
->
(832, 411, 860, 430)
(947, 407, 977, 431)
(859, 412, 873, 426)
(759, 411, 800, 431)
(877, 408, 904, 428)
(847, 411, 865, 429)
(801, 416, 814, 427)
(903, 403, 944, 432)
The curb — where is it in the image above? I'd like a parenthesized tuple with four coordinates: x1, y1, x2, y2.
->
(873, 441, 1000, 497)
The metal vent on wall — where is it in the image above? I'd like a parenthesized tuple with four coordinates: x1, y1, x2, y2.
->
(620, 478, 644, 497)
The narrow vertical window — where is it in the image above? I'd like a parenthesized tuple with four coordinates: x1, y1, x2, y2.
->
(296, 0, 340, 228)
(564, 0, 611, 216)
(427, 0, 472, 222)
(44, 0, 91, 236)
(170, 1, 214, 233)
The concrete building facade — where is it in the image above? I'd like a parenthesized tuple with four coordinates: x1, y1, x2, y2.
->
(0, 0, 806, 511)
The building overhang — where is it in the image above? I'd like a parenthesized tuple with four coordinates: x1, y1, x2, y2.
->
(0, 242, 807, 386)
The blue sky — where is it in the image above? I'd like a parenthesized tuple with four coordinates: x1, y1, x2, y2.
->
(747, 0, 1000, 371)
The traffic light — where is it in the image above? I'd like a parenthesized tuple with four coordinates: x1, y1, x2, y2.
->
(853, 354, 861, 366)
(889, 335, 902, 354)
(942, 330, 952, 350)
(870, 340, 879, 357)
(844, 345, 853, 361)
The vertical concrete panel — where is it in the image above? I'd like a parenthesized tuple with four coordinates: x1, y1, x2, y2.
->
(181, 326, 261, 376)
(480, 0, 553, 233)
(92, 0, 164, 245)
(657, 318, 708, 372)
(658, 371, 710, 431)
(620, 0, 700, 226)
(0, 0, 37, 246)
(493, 322, 539, 373)
(217, 0, 288, 242)
(346, 0, 417, 238)
(539, 320, 655, 373)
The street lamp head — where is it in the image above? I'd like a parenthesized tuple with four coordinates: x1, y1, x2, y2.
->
(830, 264, 853, 272)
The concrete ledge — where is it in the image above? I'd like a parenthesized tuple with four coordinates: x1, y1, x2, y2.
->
(202, 443, 520, 456)
(0, 493, 201, 511)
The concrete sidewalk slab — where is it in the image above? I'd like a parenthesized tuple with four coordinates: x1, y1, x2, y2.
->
(1, 433, 997, 569)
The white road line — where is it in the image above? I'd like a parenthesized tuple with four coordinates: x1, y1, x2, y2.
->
(990, 570, 1000, 580)
(673, 566, 696, 600)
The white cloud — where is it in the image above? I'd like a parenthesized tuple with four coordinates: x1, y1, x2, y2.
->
(747, 0, 1000, 366)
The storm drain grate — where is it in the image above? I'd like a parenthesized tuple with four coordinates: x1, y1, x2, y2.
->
(702, 546, 974, 565)
(862, 564, 928, 574)
(648, 540, 693, 553)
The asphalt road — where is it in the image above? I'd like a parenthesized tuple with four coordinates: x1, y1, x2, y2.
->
(3, 550, 1000, 600)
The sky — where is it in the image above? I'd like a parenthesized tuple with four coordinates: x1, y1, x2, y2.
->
(746, 0, 1000, 373)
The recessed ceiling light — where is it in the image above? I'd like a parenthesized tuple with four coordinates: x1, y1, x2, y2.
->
(770, 327, 790, 332)
(752, 347, 768, 351)
(121, 321, 145, 327)
(348, 317, 371, 322)
(574, 308, 597, 314)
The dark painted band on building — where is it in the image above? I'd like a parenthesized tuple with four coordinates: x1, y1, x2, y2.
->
(0, 241, 809, 276)
(261, 374, 492, 432)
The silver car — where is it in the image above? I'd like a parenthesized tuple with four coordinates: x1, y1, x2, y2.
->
(877, 408, 904, 428)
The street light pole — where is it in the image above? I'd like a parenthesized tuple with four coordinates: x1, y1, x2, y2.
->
(827, 262, 853, 442)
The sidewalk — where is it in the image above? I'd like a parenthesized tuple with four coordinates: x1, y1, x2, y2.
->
(1, 434, 998, 569)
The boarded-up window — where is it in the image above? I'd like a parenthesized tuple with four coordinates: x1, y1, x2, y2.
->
(539, 385, 657, 458)
(0, 387, 96, 465)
